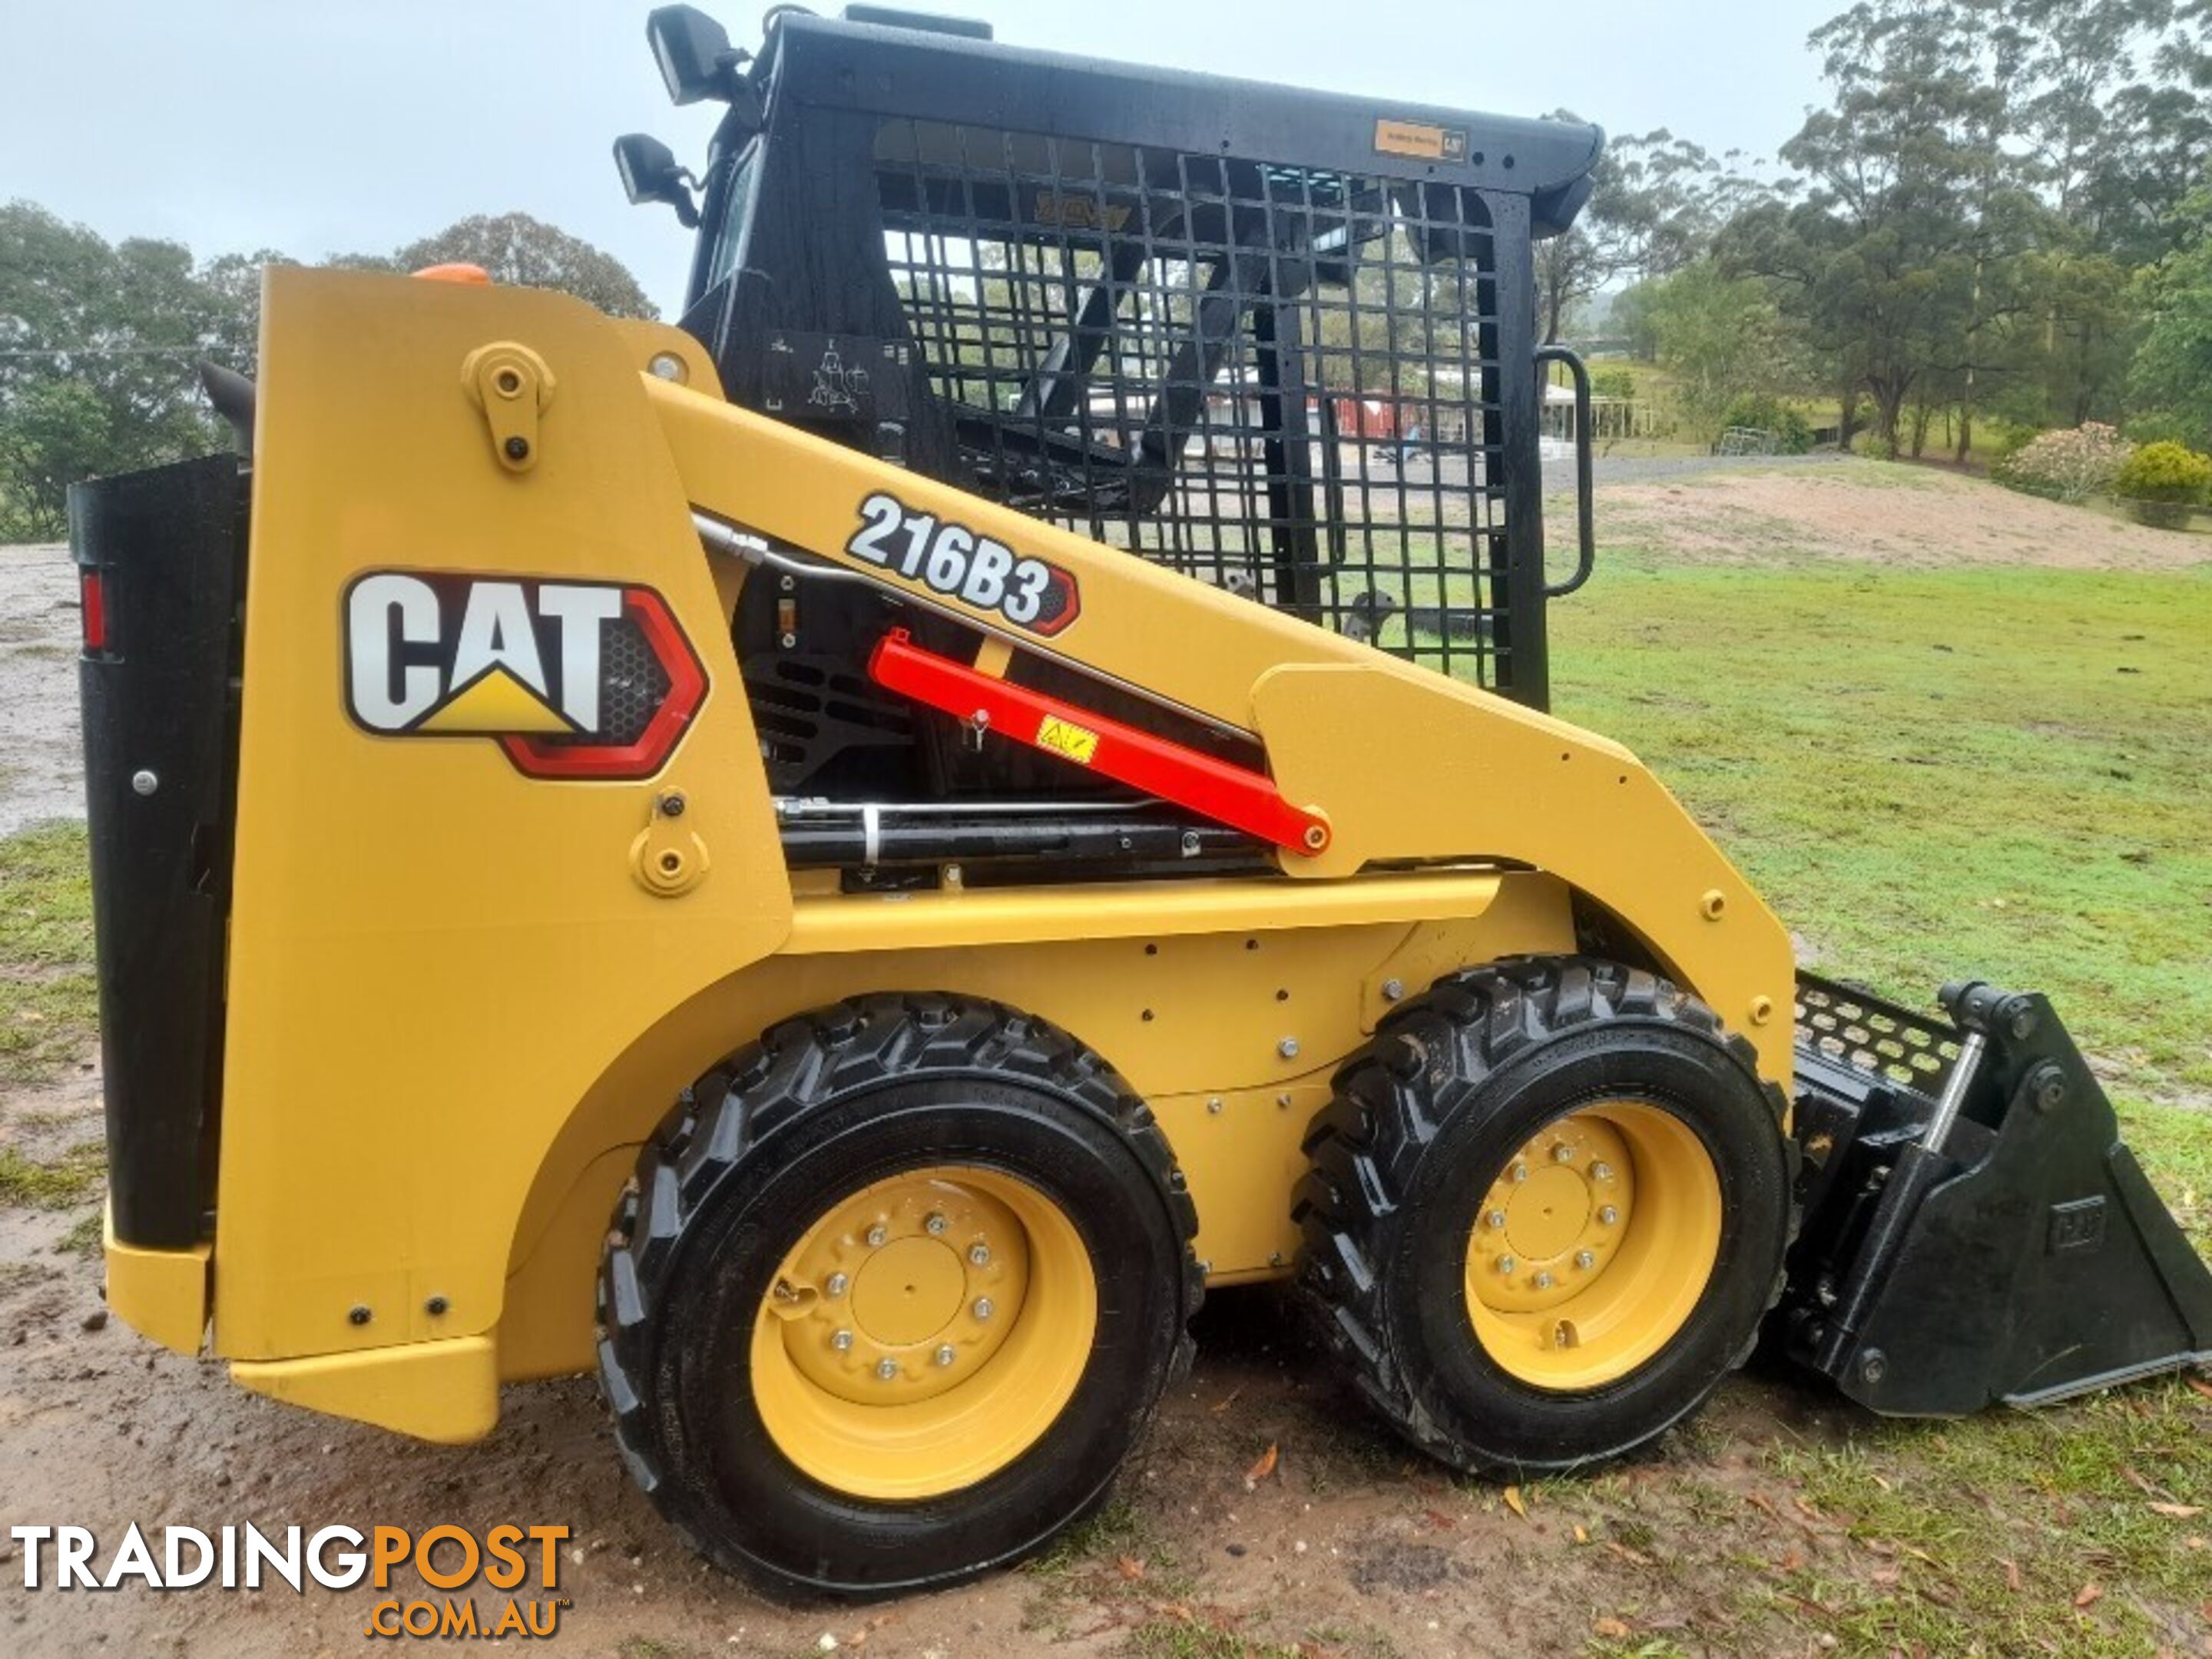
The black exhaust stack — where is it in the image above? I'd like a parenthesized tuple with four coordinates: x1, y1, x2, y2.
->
(1779, 974, 2212, 1415)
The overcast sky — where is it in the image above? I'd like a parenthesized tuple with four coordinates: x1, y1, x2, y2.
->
(2, 0, 1835, 316)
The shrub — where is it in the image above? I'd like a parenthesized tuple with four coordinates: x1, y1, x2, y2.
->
(1989, 422, 2132, 503)
(1717, 394, 1813, 454)
(1591, 366, 1638, 401)
(2114, 439, 2212, 529)
(2121, 410, 2201, 450)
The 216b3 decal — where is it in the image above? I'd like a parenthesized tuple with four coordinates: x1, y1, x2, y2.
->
(343, 572, 706, 780)
(846, 492, 1081, 634)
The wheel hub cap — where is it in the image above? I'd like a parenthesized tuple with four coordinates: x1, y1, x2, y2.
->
(769, 1174, 1028, 1405)
(1460, 1100, 1722, 1392)
(1470, 1117, 1634, 1315)
(853, 1237, 964, 1346)
(748, 1163, 1099, 1501)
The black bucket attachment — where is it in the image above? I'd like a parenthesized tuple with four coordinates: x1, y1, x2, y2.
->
(1778, 973, 2212, 1416)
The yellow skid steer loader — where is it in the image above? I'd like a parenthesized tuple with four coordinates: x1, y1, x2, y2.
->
(71, 4, 2212, 1599)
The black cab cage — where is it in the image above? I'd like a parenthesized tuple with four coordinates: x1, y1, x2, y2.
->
(671, 8, 1602, 709)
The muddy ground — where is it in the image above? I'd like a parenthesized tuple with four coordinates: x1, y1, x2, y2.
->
(3, 463, 2210, 1658)
(0, 1141, 1873, 1659)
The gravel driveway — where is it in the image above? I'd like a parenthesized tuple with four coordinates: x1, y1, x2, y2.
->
(0, 544, 81, 836)
(1560, 449, 1849, 488)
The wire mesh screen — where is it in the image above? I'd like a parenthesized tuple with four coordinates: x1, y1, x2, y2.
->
(871, 119, 1512, 688)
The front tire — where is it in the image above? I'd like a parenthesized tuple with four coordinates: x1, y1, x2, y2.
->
(597, 994, 1200, 1598)
(1294, 956, 1793, 1475)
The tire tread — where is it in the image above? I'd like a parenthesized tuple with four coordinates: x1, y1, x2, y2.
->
(595, 993, 1204, 1583)
(1292, 955, 1798, 1475)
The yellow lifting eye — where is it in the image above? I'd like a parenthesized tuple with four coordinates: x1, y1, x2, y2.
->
(748, 1165, 1098, 1500)
(1462, 1101, 1722, 1392)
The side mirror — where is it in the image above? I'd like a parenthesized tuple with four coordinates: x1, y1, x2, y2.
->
(647, 5, 743, 105)
(614, 134, 700, 228)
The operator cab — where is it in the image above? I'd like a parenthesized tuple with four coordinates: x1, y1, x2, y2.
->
(616, 4, 1602, 803)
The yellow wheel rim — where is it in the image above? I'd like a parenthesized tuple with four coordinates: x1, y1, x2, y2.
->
(1462, 1101, 1722, 1392)
(750, 1165, 1098, 1500)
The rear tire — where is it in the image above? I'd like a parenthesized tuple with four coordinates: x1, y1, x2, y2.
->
(597, 993, 1200, 1598)
(1294, 956, 1793, 1475)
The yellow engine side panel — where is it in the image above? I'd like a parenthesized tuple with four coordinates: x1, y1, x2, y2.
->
(214, 270, 790, 1363)
(496, 869, 1581, 1384)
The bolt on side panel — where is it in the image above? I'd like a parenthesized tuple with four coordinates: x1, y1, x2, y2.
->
(210, 267, 790, 1363)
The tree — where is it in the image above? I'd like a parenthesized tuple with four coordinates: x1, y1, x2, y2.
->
(1637, 260, 1806, 436)
(1723, 2, 2012, 455)
(2128, 191, 2212, 444)
(0, 201, 229, 534)
(1598, 131, 1748, 284)
(1532, 112, 1625, 342)
(394, 214, 657, 320)
(0, 379, 112, 537)
(0, 201, 659, 532)
(195, 247, 291, 373)
(1535, 227, 1616, 345)
(2013, 0, 2174, 220)
(1608, 280, 1663, 360)
(1534, 121, 1754, 342)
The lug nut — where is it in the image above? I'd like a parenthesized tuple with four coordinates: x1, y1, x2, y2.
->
(1381, 978, 1405, 1002)
(876, 1358, 899, 1381)
(1552, 1143, 1574, 1163)
(926, 1212, 948, 1235)
(866, 1224, 888, 1247)
(832, 1329, 854, 1351)
(1575, 1249, 1596, 1270)
(1591, 1161, 1614, 1181)
(1497, 1256, 1516, 1274)
(1599, 1205, 1619, 1226)
(1486, 1210, 1506, 1229)
(1278, 1037, 1300, 1059)
(1534, 1271, 1554, 1290)
(825, 1272, 849, 1299)
(935, 1343, 956, 1367)
(973, 1296, 995, 1320)
(1511, 1161, 1528, 1184)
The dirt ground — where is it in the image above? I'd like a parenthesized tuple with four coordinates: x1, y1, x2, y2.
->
(0, 1141, 1875, 1659)
(1600, 462, 2212, 571)
(0, 544, 82, 836)
(3, 461, 2210, 1658)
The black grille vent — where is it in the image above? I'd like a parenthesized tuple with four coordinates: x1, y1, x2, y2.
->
(1796, 974, 1963, 1098)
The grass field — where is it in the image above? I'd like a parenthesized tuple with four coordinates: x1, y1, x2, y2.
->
(1535, 470, 2212, 1654)
(0, 819, 97, 1088)
(1553, 477, 2212, 1194)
